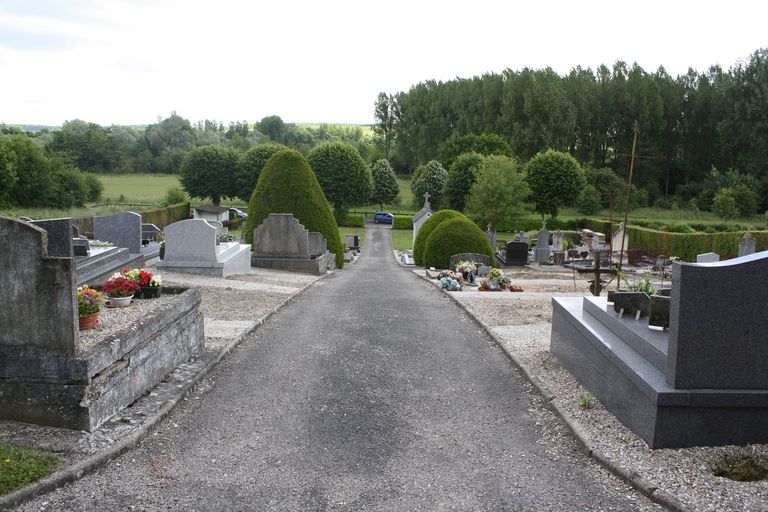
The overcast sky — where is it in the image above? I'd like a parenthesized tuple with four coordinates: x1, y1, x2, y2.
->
(0, 0, 765, 127)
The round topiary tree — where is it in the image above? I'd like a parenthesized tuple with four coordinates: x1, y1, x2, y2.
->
(245, 149, 344, 268)
(236, 143, 287, 201)
(412, 209, 462, 266)
(422, 216, 495, 269)
(307, 141, 371, 220)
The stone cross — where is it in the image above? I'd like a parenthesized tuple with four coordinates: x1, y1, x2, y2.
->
(423, 192, 431, 209)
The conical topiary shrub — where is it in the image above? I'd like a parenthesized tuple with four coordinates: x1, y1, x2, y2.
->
(422, 215, 495, 269)
(245, 149, 344, 268)
(413, 209, 462, 266)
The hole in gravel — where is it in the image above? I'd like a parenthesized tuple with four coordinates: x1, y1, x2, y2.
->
(712, 454, 768, 482)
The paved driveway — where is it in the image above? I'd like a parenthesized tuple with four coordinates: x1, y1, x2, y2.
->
(18, 226, 660, 511)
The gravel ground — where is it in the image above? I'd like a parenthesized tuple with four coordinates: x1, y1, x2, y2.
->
(432, 269, 768, 512)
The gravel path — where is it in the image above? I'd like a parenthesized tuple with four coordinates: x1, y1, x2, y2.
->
(16, 227, 661, 511)
(431, 270, 768, 512)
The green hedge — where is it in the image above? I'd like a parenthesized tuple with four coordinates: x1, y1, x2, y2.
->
(413, 210, 463, 266)
(393, 216, 413, 230)
(140, 202, 191, 228)
(581, 218, 766, 260)
(422, 216, 495, 269)
(245, 150, 344, 268)
(338, 213, 365, 227)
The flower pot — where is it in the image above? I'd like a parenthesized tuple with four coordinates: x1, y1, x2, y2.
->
(79, 312, 100, 330)
(159, 245, 165, 260)
(138, 286, 162, 299)
(109, 295, 133, 307)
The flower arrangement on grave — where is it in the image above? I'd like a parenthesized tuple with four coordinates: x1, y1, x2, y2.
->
(77, 285, 104, 317)
(155, 232, 165, 247)
(439, 276, 462, 291)
(480, 268, 513, 291)
(102, 276, 141, 299)
(437, 270, 463, 282)
(113, 268, 163, 298)
(455, 260, 478, 283)
(89, 240, 114, 248)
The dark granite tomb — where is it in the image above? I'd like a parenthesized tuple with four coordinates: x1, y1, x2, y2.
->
(551, 251, 768, 448)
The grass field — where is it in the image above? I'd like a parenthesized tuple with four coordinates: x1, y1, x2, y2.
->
(97, 174, 183, 204)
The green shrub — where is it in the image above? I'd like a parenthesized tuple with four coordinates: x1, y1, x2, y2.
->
(413, 209, 462, 266)
(83, 173, 103, 202)
(338, 213, 365, 227)
(393, 216, 413, 230)
(576, 184, 601, 214)
(163, 186, 187, 206)
(422, 215, 495, 269)
(236, 143, 287, 201)
(245, 149, 344, 268)
(307, 141, 371, 218)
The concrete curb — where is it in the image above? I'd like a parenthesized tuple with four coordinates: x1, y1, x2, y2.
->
(413, 271, 691, 512)
(0, 271, 335, 511)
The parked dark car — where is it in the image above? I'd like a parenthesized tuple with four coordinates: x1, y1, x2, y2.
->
(373, 211, 394, 224)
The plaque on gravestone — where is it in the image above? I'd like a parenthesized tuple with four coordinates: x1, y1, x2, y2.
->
(505, 241, 528, 266)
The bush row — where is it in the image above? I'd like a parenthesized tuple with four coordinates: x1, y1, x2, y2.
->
(581, 219, 766, 260)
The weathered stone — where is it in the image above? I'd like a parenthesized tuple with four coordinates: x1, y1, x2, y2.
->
(739, 231, 756, 257)
(449, 253, 490, 272)
(1, 217, 78, 351)
(251, 214, 334, 275)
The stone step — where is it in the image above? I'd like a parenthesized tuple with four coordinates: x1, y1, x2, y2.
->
(582, 296, 668, 373)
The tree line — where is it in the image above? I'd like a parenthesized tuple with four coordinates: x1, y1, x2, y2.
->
(377, 48, 768, 216)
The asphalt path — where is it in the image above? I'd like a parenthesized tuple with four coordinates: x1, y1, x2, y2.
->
(18, 226, 660, 511)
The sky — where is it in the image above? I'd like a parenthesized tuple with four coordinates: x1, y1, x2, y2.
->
(0, 0, 765, 127)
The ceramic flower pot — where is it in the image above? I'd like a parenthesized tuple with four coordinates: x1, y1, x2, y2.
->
(109, 295, 133, 307)
(79, 312, 100, 330)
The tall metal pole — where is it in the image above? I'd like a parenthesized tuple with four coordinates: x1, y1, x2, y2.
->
(617, 121, 639, 275)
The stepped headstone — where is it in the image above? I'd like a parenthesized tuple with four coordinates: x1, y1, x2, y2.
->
(739, 231, 756, 257)
(94, 211, 142, 254)
(251, 214, 334, 275)
(696, 252, 720, 263)
(30, 218, 74, 258)
(1, 217, 77, 351)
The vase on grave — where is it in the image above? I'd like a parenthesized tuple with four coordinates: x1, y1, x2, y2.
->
(138, 286, 163, 299)
(78, 312, 100, 331)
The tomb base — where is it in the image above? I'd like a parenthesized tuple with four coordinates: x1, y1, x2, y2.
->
(0, 287, 203, 431)
(157, 242, 251, 277)
(251, 250, 335, 275)
(551, 296, 768, 448)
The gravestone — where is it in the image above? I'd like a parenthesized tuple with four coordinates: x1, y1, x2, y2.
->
(72, 236, 90, 257)
(0, 217, 204, 431)
(94, 211, 142, 254)
(250, 214, 334, 275)
(552, 231, 564, 252)
(411, 192, 433, 247)
(477, 265, 491, 277)
(534, 224, 550, 264)
(30, 218, 74, 257)
(345, 234, 360, 251)
(142, 223, 161, 241)
(551, 250, 768, 448)
(449, 252, 491, 271)
(157, 219, 251, 277)
(739, 231, 756, 257)
(505, 241, 529, 266)
(612, 222, 629, 254)
(696, 252, 720, 263)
